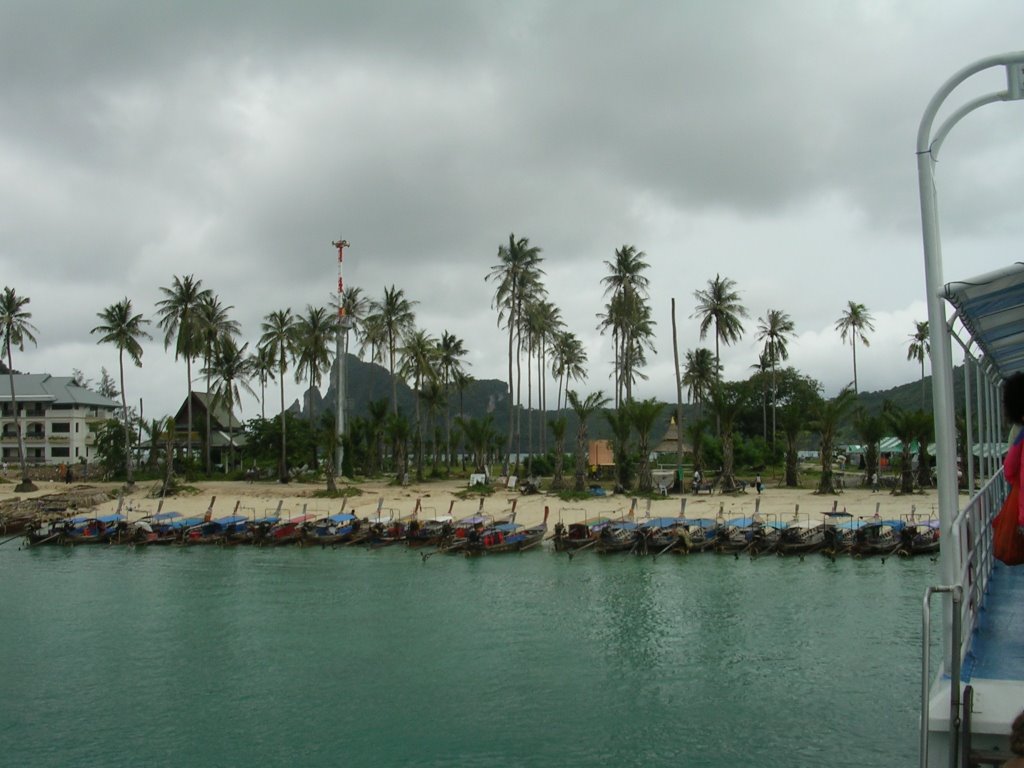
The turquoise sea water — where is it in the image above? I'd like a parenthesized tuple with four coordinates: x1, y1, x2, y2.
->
(0, 544, 935, 767)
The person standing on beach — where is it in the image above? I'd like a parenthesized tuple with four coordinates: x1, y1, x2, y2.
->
(755, 474, 763, 494)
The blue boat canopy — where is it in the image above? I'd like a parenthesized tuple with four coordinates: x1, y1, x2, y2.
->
(326, 513, 357, 523)
(640, 517, 683, 528)
(944, 262, 1024, 378)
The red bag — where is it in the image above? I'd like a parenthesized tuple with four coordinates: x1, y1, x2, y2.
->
(993, 483, 1024, 565)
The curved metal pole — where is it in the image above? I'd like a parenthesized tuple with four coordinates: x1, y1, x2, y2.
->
(918, 50, 1024, 590)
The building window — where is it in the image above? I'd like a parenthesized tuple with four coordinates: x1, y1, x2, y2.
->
(75, 423, 79, 433)
(52, 422, 71, 433)
(51, 447, 70, 458)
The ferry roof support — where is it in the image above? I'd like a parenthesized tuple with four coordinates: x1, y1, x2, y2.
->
(917, 51, 1024, 592)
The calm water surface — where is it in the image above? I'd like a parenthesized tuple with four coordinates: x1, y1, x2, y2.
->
(0, 544, 935, 767)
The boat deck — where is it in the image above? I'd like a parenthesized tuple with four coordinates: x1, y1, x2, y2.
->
(930, 562, 1024, 755)
(965, 562, 1024, 683)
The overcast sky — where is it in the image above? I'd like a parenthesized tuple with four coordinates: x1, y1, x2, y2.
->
(2, 1, 1024, 420)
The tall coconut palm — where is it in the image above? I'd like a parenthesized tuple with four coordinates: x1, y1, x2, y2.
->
(0, 287, 38, 491)
(566, 390, 609, 492)
(549, 415, 568, 491)
(205, 337, 255, 472)
(599, 245, 654, 407)
(259, 308, 296, 483)
(91, 298, 151, 486)
(692, 274, 748, 378)
(366, 286, 418, 416)
(486, 233, 544, 471)
(247, 344, 276, 420)
(155, 274, 213, 464)
(550, 331, 587, 413)
(756, 309, 795, 451)
(399, 328, 438, 482)
(436, 330, 469, 473)
(197, 294, 240, 473)
(682, 348, 719, 418)
(907, 320, 930, 409)
(835, 300, 875, 395)
(293, 305, 335, 424)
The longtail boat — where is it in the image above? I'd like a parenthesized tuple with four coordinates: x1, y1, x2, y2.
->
(264, 513, 316, 546)
(897, 518, 940, 556)
(301, 512, 360, 546)
(464, 508, 549, 555)
(552, 515, 611, 552)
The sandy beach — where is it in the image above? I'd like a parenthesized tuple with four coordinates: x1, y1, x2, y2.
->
(1, 473, 942, 528)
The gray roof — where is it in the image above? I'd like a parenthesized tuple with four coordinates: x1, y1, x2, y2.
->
(0, 374, 120, 409)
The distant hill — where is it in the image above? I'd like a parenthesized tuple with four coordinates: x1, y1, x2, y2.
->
(294, 355, 954, 451)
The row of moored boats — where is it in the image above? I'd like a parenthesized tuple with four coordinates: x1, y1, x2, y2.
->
(19, 497, 939, 560)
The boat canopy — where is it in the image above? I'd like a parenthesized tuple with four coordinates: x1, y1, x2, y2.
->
(681, 518, 718, 529)
(149, 511, 182, 522)
(640, 517, 684, 529)
(214, 515, 248, 525)
(325, 512, 357, 523)
(492, 523, 523, 533)
(944, 262, 1024, 377)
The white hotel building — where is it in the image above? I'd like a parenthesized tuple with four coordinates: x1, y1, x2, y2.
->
(0, 374, 120, 466)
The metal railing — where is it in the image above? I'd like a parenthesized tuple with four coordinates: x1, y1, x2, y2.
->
(920, 475, 1003, 768)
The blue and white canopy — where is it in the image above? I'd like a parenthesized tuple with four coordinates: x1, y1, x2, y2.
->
(944, 262, 1024, 378)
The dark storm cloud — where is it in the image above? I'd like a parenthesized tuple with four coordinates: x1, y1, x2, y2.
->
(2, 0, 1024, 416)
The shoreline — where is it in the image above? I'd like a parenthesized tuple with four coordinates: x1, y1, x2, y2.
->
(1, 476, 942, 528)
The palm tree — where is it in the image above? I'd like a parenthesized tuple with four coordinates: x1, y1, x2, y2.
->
(386, 411, 412, 483)
(205, 337, 255, 472)
(550, 331, 587, 413)
(259, 308, 296, 483)
(756, 309, 795, 451)
(883, 403, 920, 494)
(486, 233, 544, 471)
(366, 286, 418, 415)
(0, 287, 38, 491)
(155, 274, 213, 465)
(692, 274, 748, 377)
(292, 305, 335, 424)
(686, 418, 710, 480)
(603, 404, 634, 492)
(247, 344, 276, 420)
(682, 348, 719, 418)
(399, 328, 438, 482)
(549, 415, 568, 491)
(566, 390, 609, 492)
(436, 330, 469, 473)
(810, 387, 857, 494)
(777, 404, 803, 487)
(420, 379, 446, 476)
(706, 383, 747, 492)
(366, 397, 389, 475)
(197, 294, 240, 473)
(599, 245, 654, 406)
(835, 300, 875, 395)
(907, 320, 930, 409)
(91, 298, 151, 486)
(630, 398, 665, 493)
(854, 411, 886, 487)
(458, 415, 497, 475)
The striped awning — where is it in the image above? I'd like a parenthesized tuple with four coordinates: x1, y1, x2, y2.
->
(945, 262, 1024, 378)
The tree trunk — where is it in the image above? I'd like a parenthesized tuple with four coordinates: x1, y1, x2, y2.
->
(7, 347, 35, 491)
(672, 298, 684, 492)
(119, 348, 133, 486)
